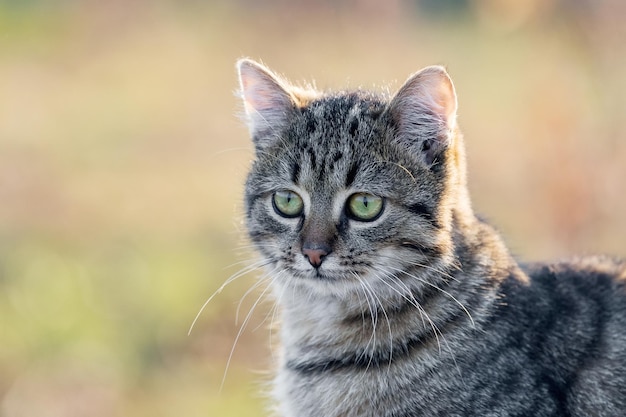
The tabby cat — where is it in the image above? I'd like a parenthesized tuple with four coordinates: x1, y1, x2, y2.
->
(236, 58, 626, 417)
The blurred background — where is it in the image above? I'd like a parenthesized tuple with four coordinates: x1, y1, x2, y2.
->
(0, 0, 624, 415)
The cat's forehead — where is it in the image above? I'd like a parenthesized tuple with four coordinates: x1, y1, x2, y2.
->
(278, 92, 393, 195)
(251, 91, 409, 197)
(291, 91, 388, 158)
(302, 91, 385, 128)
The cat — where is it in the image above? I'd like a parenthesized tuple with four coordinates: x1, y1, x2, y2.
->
(235, 58, 626, 417)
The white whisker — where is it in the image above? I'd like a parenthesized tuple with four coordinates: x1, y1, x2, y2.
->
(352, 271, 393, 372)
(221, 268, 280, 391)
(371, 266, 444, 355)
(378, 252, 459, 283)
(383, 264, 475, 328)
(236, 274, 271, 325)
(188, 258, 271, 336)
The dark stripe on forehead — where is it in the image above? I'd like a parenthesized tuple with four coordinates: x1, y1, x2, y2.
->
(308, 147, 317, 171)
(317, 163, 328, 182)
(291, 161, 301, 184)
(306, 117, 316, 134)
(348, 118, 359, 137)
(345, 161, 359, 188)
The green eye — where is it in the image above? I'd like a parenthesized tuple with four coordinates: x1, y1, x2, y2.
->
(346, 193, 384, 221)
(272, 190, 304, 218)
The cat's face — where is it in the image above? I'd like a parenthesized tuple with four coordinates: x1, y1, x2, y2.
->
(238, 60, 461, 299)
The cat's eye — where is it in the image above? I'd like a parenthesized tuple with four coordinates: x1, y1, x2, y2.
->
(272, 190, 304, 218)
(346, 193, 384, 221)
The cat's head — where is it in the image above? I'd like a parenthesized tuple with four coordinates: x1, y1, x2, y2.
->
(237, 59, 471, 300)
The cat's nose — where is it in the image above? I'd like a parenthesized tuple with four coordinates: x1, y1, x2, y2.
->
(302, 244, 331, 268)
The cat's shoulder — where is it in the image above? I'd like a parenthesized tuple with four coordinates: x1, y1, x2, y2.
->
(517, 255, 626, 300)
(523, 255, 626, 282)
(494, 256, 626, 333)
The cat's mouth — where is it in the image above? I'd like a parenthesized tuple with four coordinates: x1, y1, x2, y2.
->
(311, 269, 338, 281)
(284, 263, 362, 282)
(287, 266, 336, 280)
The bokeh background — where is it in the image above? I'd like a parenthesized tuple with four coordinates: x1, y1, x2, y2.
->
(1, 0, 624, 415)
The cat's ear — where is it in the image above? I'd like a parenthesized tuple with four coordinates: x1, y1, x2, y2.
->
(388, 66, 458, 166)
(237, 59, 296, 151)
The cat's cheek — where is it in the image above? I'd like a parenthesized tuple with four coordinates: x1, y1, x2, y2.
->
(246, 211, 299, 256)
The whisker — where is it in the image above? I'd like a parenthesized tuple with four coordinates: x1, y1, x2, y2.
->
(222, 257, 271, 272)
(236, 274, 272, 325)
(221, 269, 279, 391)
(351, 273, 379, 382)
(367, 270, 398, 371)
(367, 274, 393, 371)
(372, 266, 464, 378)
(211, 147, 254, 157)
(353, 272, 392, 372)
(234, 242, 282, 252)
(268, 276, 290, 361)
(371, 266, 443, 355)
(383, 264, 475, 328)
(383, 269, 464, 378)
(351, 272, 378, 362)
(188, 258, 271, 336)
(250, 270, 291, 333)
(352, 279, 369, 336)
(378, 253, 459, 283)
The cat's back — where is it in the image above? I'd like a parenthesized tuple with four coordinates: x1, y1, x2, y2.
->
(488, 255, 626, 336)
(521, 256, 626, 308)
(501, 255, 626, 343)
(487, 256, 626, 415)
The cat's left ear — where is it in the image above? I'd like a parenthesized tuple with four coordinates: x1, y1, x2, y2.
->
(237, 59, 297, 152)
(388, 66, 458, 166)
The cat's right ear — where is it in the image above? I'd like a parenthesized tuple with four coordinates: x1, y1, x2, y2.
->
(237, 59, 296, 152)
(388, 66, 458, 167)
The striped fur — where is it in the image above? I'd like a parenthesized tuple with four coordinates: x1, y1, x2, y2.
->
(237, 59, 626, 417)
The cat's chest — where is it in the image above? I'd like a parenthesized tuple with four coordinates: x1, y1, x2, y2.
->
(273, 355, 461, 417)
(272, 319, 563, 417)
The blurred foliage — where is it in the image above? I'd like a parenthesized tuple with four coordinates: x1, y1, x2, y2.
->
(0, 0, 625, 416)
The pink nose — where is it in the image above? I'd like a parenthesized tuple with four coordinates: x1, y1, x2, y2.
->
(302, 247, 330, 268)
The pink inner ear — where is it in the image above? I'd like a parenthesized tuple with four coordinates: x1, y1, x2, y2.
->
(433, 78, 457, 125)
(237, 60, 296, 142)
(239, 61, 292, 116)
(388, 66, 459, 164)
(240, 69, 274, 112)
(413, 69, 457, 128)
(241, 76, 269, 115)
(390, 66, 458, 133)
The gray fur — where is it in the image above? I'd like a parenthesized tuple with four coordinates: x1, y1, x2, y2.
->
(237, 59, 626, 417)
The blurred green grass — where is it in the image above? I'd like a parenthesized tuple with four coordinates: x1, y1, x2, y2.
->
(0, 1, 625, 415)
